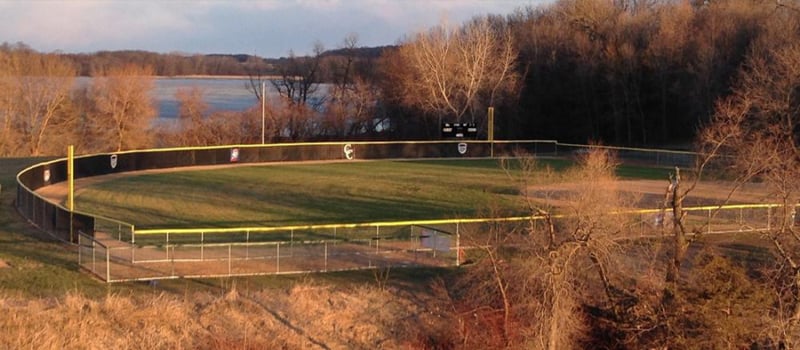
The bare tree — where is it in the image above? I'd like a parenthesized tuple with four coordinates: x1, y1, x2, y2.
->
(320, 34, 382, 138)
(86, 64, 157, 152)
(174, 87, 210, 146)
(245, 54, 272, 103)
(644, 2, 693, 143)
(270, 43, 325, 140)
(457, 149, 641, 349)
(697, 15, 800, 344)
(0, 48, 17, 156)
(396, 16, 519, 129)
(0, 46, 76, 156)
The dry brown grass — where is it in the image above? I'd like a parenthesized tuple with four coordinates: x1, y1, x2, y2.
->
(0, 281, 450, 349)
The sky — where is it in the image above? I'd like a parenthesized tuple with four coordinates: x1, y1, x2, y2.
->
(0, 0, 547, 58)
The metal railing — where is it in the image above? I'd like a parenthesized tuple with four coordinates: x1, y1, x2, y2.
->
(74, 203, 798, 282)
(80, 224, 461, 283)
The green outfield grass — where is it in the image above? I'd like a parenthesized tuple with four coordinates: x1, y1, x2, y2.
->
(74, 158, 671, 230)
(76, 159, 525, 229)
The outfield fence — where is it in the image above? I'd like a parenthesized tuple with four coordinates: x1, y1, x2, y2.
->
(551, 142, 696, 168)
(16, 140, 698, 243)
(15, 139, 731, 282)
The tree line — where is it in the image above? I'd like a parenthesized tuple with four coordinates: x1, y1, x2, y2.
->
(0, 41, 389, 79)
(2, 0, 799, 156)
(505, 0, 777, 146)
(422, 1, 800, 347)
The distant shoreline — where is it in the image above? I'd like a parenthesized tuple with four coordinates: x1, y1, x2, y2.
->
(155, 75, 283, 80)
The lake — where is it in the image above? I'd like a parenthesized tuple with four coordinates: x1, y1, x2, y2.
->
(153, 77, 261, 118)
(77, 77, 268, 119)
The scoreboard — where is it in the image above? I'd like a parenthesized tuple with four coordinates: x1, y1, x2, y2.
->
(441, 122, 478, 138)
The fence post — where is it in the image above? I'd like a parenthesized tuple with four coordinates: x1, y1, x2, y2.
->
(707, 209, 712, 234)
(456, 222, 460, 267)
(376, 226, 380, 253)
(246, 230, 250, 260)
(276, 243, 280, 273)
(78, 233, 82, 267)
(768, 206, 772, 231)
(131, 226, 136, 265)
(201, 231, 204, 261)
(412, 225, 418, 262)
(106, 246, 111, 282)
(324, 242, 328, 271)
(92, 239, 96, 274)
(739, 208, 743, 227)
(433, 231, 437, 259)
(165, 232, 170, 261)
(228, 244, 232, 276)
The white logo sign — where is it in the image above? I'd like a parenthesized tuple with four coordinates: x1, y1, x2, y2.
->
(110, 154, 118, 169)
(457, 142, 468, 155)
(43, 169, 51, 183)
(230, 148, 240, 162)
(343, 144, 355, 160)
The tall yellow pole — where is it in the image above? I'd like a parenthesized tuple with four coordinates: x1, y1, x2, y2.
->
(68, 145, 74, 211)
(488, 107, 495, 158)
(68, 145, 74, 241)
(261, 81, 266, 144)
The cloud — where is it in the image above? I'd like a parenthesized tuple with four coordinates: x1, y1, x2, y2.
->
(0, 1, 208, 52)
(0, 0, 539, 55)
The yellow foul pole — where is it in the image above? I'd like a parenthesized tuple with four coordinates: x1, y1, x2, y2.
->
(68, 145, 74, 241)
(488, 107, 495, 158)
(68, 145, 74, 211)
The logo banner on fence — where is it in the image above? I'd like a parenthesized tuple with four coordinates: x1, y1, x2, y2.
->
(343, 144, 354, 160)
(457, 142, 467, 155)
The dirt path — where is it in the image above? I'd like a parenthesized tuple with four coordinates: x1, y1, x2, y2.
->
(527, 179, 770, 208)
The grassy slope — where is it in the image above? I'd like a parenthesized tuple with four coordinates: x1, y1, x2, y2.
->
(0, 158, 121, 297)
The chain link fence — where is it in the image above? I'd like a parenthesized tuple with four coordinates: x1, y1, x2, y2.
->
(79, 223, 461, 282)
(75, 204, 798, 283)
